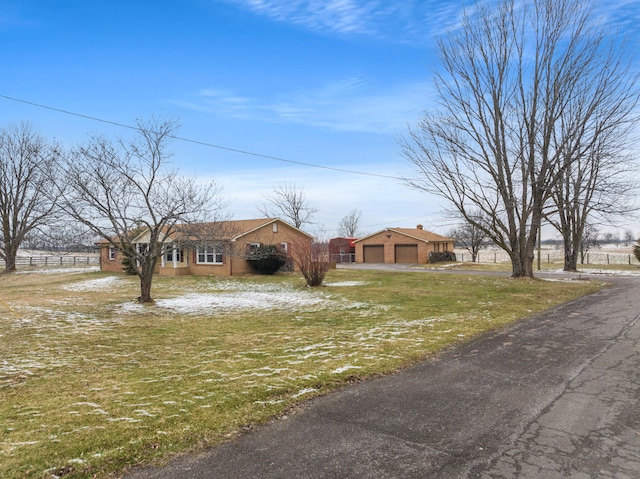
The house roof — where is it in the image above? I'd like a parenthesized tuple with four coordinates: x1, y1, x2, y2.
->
(354, 227, 454, 244)
(131, 218, 314, 243)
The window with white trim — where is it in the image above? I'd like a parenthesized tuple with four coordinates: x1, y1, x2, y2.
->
(197, 246, 223, 264)
(280, 242, 288, 252)
(109, 247, 116, 260)
(166, 248, 184, 262)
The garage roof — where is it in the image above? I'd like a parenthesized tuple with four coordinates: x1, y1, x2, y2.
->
(354, 226, 454, 244)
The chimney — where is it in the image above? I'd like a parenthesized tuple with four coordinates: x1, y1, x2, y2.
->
(417, 224, 423, 230)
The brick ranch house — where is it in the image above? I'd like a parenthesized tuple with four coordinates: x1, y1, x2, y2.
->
(97, 218, 314, 276)
(355, 225, 455, 264)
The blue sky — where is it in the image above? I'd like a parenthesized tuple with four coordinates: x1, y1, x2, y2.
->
(2, 0, 639, 237)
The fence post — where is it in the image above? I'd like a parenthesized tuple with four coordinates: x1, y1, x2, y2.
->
(60, 257, 63, 265)
(607, 254, 610, 265)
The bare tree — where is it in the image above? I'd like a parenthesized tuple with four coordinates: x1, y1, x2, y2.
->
(601, 231, 618, 246)
(623, 230, 635, 247)
(634, 238, 640, 262)
(401, 0, 638, 278)
(579, 223, 600, 264)
(0, 123, 60, 273)
(545, 52, 638, 271)
(293, 236, 331, 287)
(258, 183, 317, 229)
(57, 117, 227, 303)
(449, 211, 488, 262)
(337, 209, 362, 237)
(23, 225, 96, 253)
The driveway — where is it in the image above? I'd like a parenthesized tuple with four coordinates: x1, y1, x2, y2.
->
(124, 274, 640, 479)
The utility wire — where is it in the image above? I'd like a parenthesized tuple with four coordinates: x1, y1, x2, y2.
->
(0, 93, 408, 181)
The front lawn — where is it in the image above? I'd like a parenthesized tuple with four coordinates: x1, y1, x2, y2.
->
(0, 268, 602, 478)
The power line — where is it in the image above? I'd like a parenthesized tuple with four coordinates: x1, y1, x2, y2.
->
(0, 93, 407, 181)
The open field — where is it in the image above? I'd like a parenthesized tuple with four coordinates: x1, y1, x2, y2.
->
(1, 268, 604, 478)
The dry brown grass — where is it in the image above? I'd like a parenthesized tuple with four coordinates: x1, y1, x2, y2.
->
(0, 268, 602, 478)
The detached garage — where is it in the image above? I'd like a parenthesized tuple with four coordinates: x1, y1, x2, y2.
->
(355, 225, 455, 264)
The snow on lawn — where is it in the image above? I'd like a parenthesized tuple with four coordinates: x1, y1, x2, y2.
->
(64, 276, 121, 291)
(324, 281, 369, 287)
(17, 266, 100, 275)
(116, 280, 372, 315)
(157, 290, 325, 313)
(122, 290, 333, 315)
(2, 278, 375, 389)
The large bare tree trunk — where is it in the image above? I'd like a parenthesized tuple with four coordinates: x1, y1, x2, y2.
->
(1, 239, 17, 274)
(139, 275, 153, 303)
(564, 244, 579, 272)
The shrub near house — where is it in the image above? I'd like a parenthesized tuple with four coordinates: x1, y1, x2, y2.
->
(246, 244, 289, 274)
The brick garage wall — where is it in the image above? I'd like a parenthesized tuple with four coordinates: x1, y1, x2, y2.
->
(356, 230, 454, 264)
(356, 231, 418, 263)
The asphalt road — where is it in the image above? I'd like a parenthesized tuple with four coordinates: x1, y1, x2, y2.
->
(124, 274, 640, 479)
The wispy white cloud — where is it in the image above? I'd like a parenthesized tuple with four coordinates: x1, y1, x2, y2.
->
(224, 0, 393, 35)
(174, 77, 434, 133)
(224, 0, 640, 44)
(218, 0, 463, 43)
(592, 0, 640, 31)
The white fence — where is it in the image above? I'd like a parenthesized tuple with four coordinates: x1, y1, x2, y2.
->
(456, 249, 639, 266)
(1, 255, 100, 269)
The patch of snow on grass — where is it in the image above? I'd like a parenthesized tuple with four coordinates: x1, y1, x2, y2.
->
(122, 290, 328, 315)
(292, 388, 318, 398)
(117, 279, 372, 314)
(115, 279, 374, 315)
(17, 267, 100, 275)
(546, 268, 640, 276)
(332, 365, 362, 374)
(324, 281, 368, 287)
(206, 280, 296, 293)
(64, 276, 120, 292)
